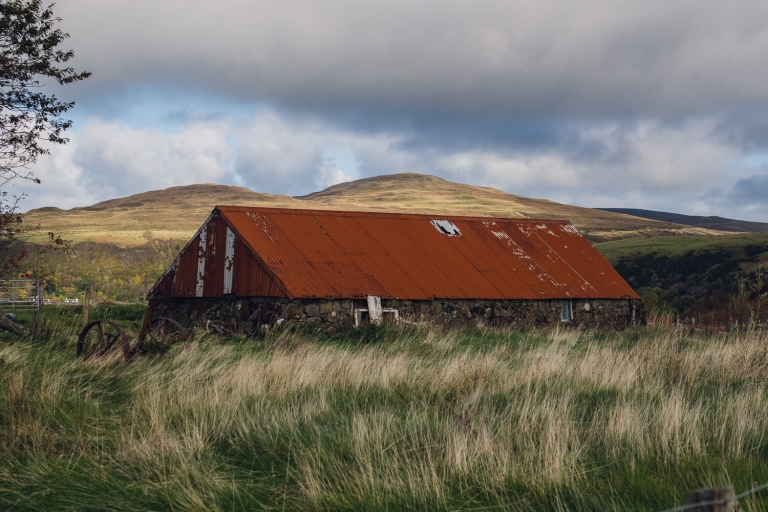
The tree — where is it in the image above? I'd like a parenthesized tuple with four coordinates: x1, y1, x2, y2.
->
(1, 0, 90, 186)
(0, 0, 88, 335)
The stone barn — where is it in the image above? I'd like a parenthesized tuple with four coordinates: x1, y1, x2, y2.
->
(149, 206, 642, 334)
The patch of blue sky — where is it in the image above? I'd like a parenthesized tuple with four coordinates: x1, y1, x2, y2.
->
(740, 152, 768, 169)
(69, 86, 265, 134)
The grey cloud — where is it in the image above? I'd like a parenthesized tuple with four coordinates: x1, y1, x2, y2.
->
(57, 0, 768, 120)
(730, 173, 768, 203)
(697, 171, 768, 221)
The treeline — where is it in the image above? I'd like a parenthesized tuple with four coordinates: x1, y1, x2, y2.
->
(7, 239, 182, 303)
(5, 235, 768, 319)
(613, 242, 768, 322)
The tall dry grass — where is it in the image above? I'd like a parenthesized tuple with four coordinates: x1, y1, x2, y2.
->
(2, 323, 768, 510)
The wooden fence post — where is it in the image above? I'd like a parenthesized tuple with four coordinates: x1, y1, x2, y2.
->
(683, 485, 733, 512)
(83, 288, 90, 328)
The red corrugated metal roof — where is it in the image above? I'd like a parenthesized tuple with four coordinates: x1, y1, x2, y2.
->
(214, 206, 638, 300)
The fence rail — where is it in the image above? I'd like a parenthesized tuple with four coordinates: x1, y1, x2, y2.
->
(0, 279, 41, 310)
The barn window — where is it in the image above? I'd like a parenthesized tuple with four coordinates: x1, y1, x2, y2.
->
(355, 309, 370, 327)
(355, 309, 399, 327)
(355, 297, 400, 328)
(430, 219, 461, 236)
(561, 300, 572, 322)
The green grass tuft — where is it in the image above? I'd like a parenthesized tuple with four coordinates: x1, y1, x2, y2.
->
(1, 312, 768, 510)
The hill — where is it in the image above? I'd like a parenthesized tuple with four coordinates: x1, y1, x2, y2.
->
(598, 208, 768, 233)
(25, 183, 302, 245)
(25, 173, 720, 246)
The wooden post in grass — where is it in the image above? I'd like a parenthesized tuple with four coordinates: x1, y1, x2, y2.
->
(33, 279, 39, 339)
(683, 485, 733, 511)
(83, 288, 90, 328)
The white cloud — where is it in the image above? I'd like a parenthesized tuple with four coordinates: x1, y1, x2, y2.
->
(72, 118, 234, 198)
(16, 142, 96, 211)
(233, 109, 413, 195)
(433, 119, 736, 201)
(233, 112, 324, 196)
(20, 109, 768, 222)
(21, 118, 234, 209)
(228, 113, 751, 219)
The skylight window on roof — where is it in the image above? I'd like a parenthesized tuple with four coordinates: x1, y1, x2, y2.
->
(430, 219, 462, 236)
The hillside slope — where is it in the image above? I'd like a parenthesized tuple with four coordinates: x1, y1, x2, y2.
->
(595, 233, 768, 321)
(301, 173, 715, 240)
(598, 208, 768, 233)
(25, 173, 720, 246)
(26, 184, 302, 245)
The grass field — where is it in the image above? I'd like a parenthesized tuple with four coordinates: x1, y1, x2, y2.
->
(2, 308, 768, 510)
(595, 232, 768, 265)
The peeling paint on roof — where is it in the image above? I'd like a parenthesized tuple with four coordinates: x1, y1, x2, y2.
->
(153, 206, 639, 301)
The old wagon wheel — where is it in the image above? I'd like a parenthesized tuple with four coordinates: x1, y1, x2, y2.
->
(77, 320, 130, 361)
(142, 317, 189, 349)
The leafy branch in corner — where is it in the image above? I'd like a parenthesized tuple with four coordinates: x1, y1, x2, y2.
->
(0, 0, 90, 186)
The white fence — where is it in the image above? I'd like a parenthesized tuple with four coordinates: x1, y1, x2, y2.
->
(0, 280, 41, 310)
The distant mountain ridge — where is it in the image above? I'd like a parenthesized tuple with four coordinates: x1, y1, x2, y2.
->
(598, 208, 768, 233)
(23, 173, 726, 246)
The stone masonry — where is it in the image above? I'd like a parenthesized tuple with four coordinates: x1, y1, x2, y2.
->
(150, 296, 644, 336)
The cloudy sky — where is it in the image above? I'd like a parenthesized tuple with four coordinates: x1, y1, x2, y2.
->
(16, 0, 768, 220)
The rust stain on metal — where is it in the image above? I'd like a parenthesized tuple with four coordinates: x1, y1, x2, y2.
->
(201, 215, 227, 297)
(151, 206, 639, 301)
(195, 223, 207, 297)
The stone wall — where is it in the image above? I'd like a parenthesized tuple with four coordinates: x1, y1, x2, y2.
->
(150, 296, 644, 336)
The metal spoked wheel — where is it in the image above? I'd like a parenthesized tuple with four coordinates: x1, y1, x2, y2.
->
(138, 317, 190, 354)
(77, 320, 130, 361)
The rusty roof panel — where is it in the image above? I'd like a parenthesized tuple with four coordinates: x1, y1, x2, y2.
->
(208, 206, 638, 301)
(171, 235, 199, 298)
(232, 238, 284, 297)
(202, 215, 227, 297)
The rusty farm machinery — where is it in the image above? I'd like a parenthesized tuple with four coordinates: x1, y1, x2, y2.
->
(76, 308, 189, 362)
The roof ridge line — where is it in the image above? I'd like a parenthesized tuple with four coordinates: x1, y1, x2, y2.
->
(213, 205, 571, 224)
